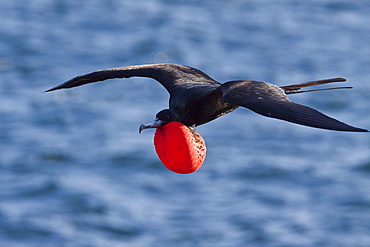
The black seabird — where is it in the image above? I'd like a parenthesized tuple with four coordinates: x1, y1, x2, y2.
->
(46, 63, 368, 133)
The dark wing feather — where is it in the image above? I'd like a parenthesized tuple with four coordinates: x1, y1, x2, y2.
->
(46, 64, 221, 96)
(220, 80, 368, 132)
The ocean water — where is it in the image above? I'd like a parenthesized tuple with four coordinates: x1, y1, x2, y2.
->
(1, 1, 370, 246)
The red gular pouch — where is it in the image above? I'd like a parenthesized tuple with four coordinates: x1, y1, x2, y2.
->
(154, 121, 206, 174)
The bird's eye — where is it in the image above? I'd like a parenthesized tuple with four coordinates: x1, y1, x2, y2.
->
(164, 115, 170, 121)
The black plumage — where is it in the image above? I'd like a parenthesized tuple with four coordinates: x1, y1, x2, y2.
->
(46, 63, 368, 132)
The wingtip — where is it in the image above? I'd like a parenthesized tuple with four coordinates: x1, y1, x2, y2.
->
(348, 125, 369, 132)
(44, 85, 64, 92)
(331, 125, 369, 133)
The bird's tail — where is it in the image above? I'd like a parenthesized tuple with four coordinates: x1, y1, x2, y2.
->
(281, 77, 353, 94)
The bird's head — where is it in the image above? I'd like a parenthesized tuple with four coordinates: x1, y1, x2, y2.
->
(139, 109, 181, 133)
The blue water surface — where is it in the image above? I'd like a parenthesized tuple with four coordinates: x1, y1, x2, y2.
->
(1, 1, 370, 246)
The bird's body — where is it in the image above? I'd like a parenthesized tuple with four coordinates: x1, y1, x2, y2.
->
(47, 63, 368, 173)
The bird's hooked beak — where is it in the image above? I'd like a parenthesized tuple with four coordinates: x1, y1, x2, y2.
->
(139, 118, 166, 134)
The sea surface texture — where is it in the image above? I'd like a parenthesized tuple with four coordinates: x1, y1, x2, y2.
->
(1, 1, 370, 246)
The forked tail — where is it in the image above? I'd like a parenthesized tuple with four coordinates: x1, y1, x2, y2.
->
(281, 77, 352, 94)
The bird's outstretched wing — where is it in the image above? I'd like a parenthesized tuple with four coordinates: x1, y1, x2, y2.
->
(45, 64, 221, 95)
(219, 80, 368, 132)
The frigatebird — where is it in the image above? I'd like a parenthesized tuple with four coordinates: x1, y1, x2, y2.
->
(46, 63, 368, 174)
